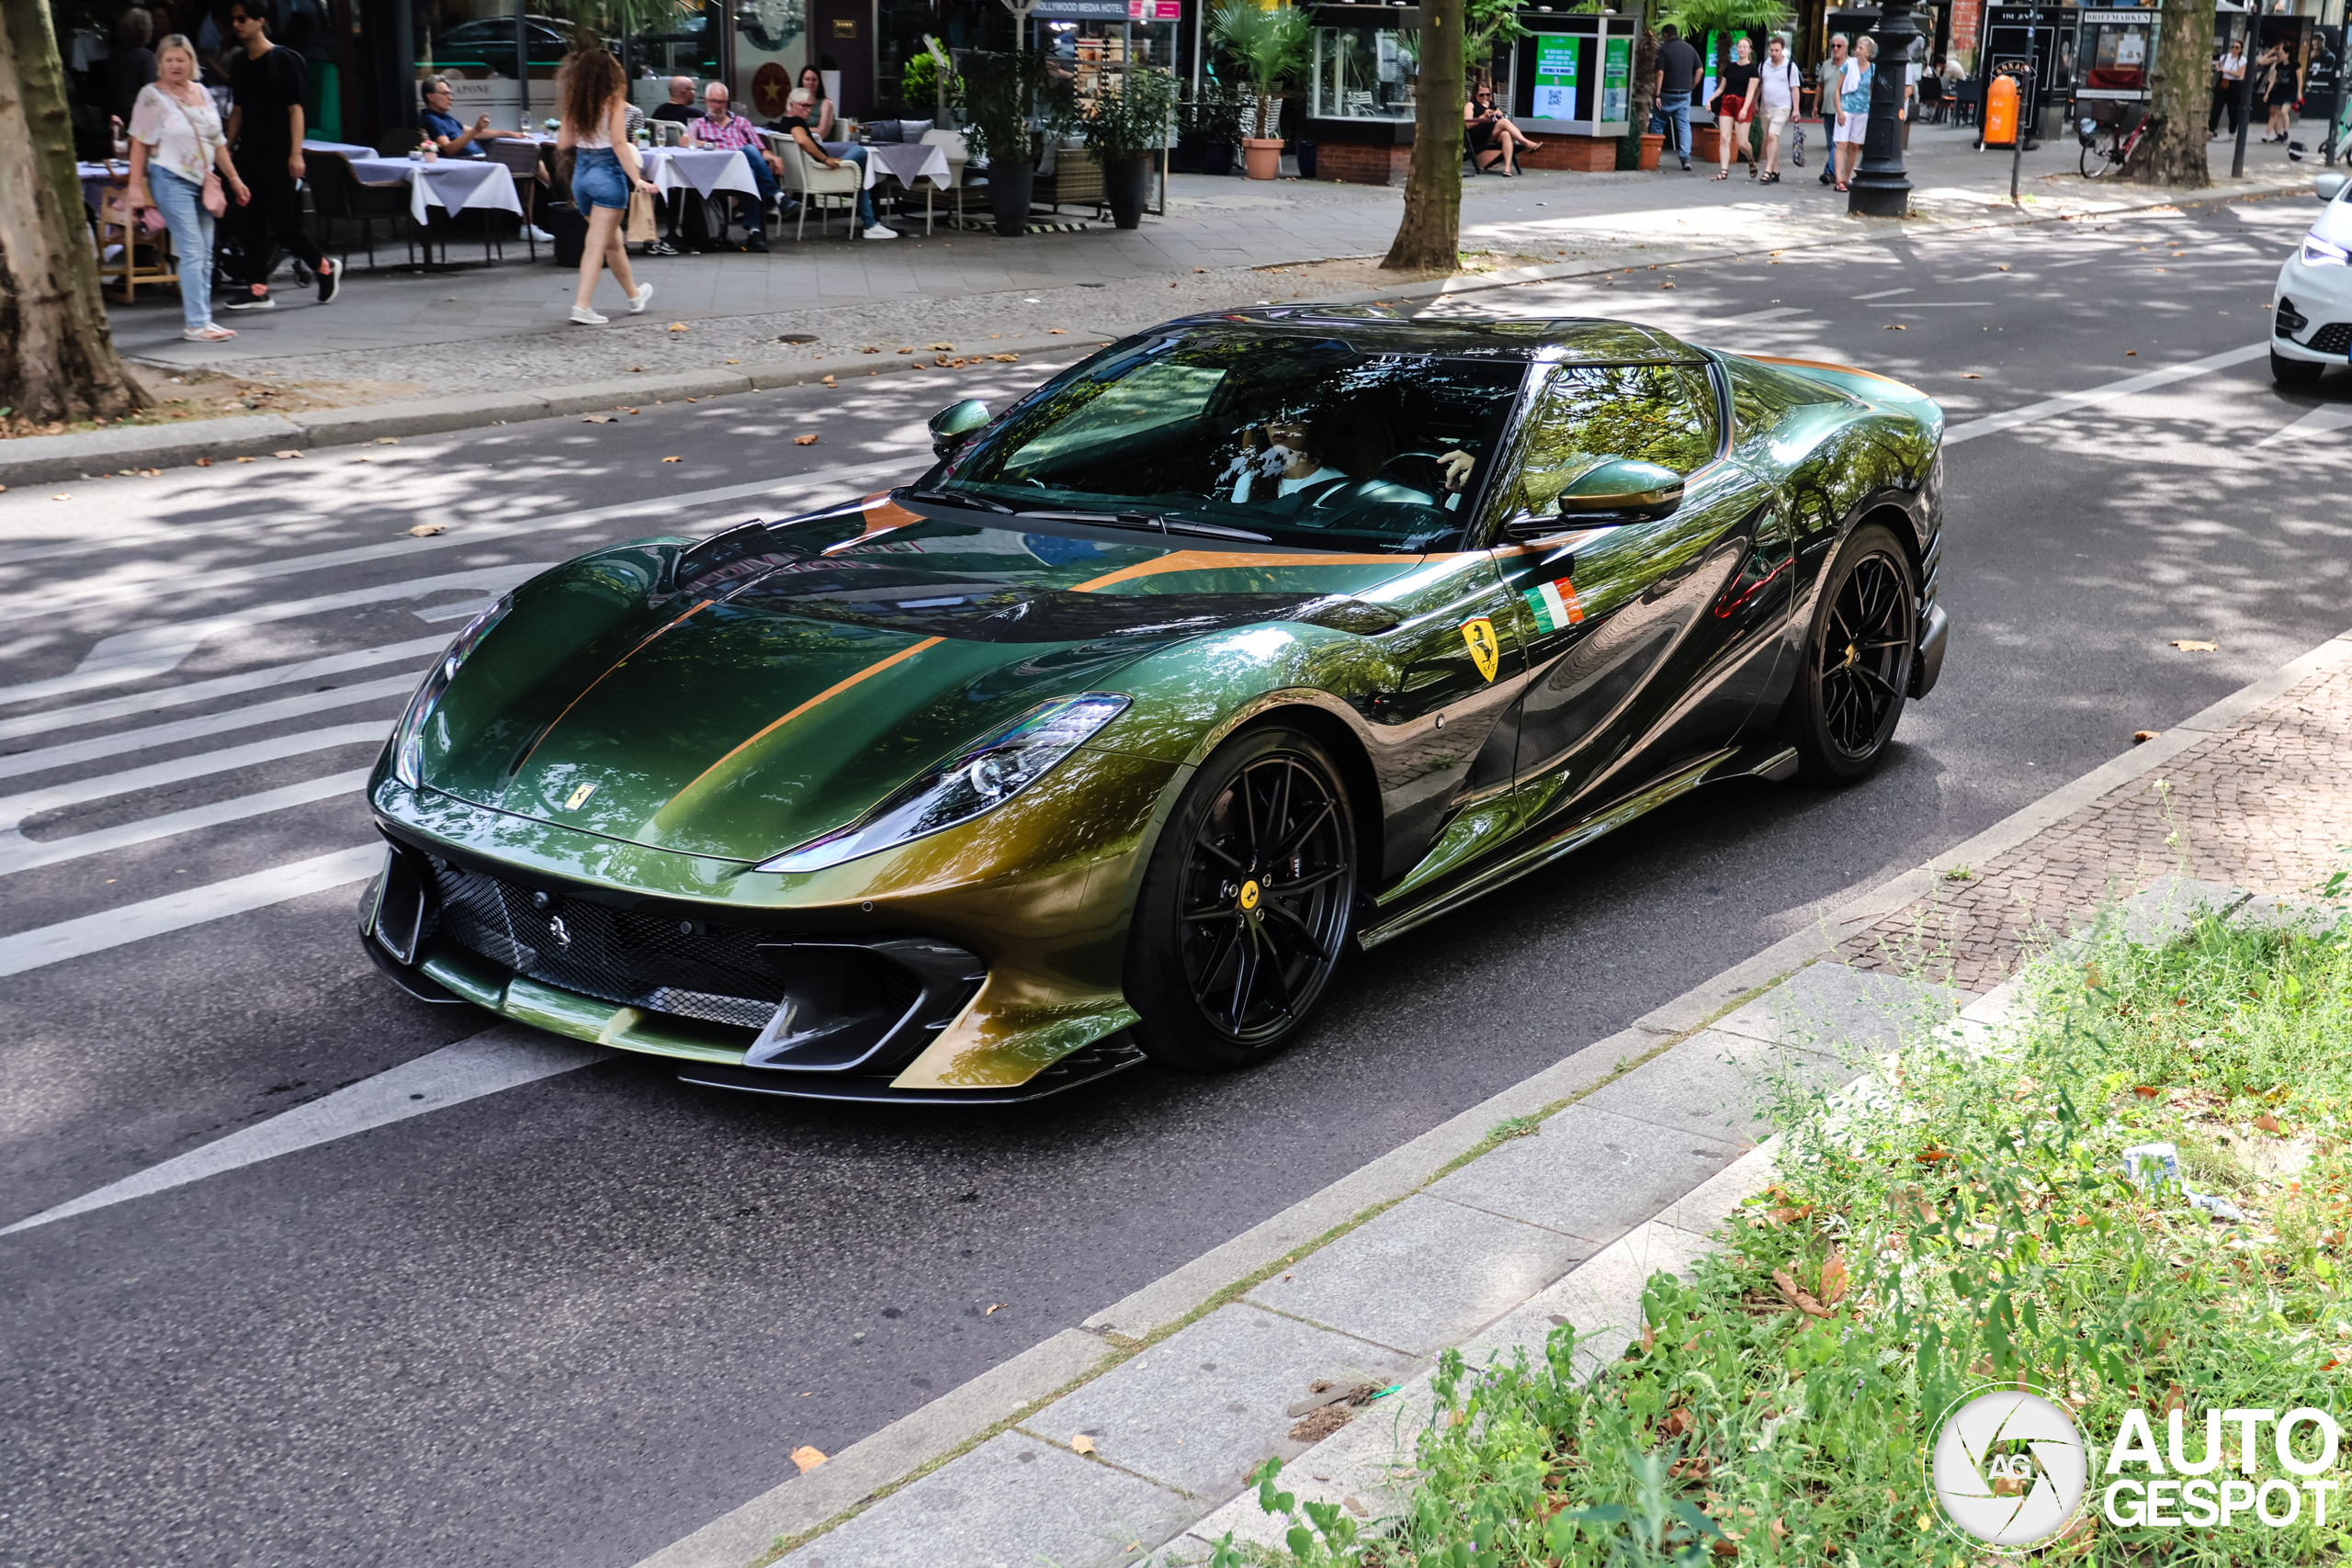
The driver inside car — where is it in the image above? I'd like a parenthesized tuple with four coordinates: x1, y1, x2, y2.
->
(1224, 394, 1478, 512)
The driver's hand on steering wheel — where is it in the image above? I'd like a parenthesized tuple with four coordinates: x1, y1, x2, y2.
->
(1437, 449, 1476, 491)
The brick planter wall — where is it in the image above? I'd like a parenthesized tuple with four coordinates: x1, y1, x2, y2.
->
(1315, 141, 1413, 185)
(1520, 133, 1621, 171)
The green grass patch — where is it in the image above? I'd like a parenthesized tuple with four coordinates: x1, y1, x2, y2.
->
(1213, 902, 2352, 1566)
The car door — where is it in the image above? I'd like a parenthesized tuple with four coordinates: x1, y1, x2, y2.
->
(1486, 359, 1782, 828)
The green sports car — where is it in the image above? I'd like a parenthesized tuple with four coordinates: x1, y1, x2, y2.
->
(361, 310, 1949, 1102)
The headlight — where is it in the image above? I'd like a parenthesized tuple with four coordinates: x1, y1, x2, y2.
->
(755, 694, 1130, 874)
(390, 597, 513, 788)
(2301, 235, 2351, 267)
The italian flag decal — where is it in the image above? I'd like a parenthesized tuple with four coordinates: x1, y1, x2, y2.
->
(1522, 579, 1585, 633)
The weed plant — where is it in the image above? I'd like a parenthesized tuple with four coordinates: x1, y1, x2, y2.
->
(1216, 903, 2352, 1566)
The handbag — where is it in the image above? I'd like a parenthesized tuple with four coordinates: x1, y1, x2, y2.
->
(164, 93, 229, 216)
(625, 186, 656, 243)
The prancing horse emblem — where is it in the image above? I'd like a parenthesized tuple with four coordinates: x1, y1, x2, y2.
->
(562, 781, 598, 810)
(548, 914, 571, 949)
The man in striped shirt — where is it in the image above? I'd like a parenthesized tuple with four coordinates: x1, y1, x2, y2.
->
(689, 83, 785, 251)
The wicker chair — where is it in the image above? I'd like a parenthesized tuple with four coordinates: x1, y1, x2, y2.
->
(306, 150, 413, 269)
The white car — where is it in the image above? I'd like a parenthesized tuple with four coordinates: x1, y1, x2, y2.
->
(2273, 171, 2352, 385)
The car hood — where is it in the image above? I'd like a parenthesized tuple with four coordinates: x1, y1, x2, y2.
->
(432, 520, 1421, 862)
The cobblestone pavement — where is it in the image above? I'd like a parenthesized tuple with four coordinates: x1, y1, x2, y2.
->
(102, 128, 2314, 400)
(1842, 659, 2352, 990)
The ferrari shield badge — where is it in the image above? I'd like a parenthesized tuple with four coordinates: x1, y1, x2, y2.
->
(562, 780, 599, 810)
(1459, 617, 1500, 682)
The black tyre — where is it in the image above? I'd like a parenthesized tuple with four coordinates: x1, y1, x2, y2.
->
(1782, 523, 1918, 784)
(2271, 347, 2326, 387)
(1125, 725, 1358, 1071)
(2079, 142, 2105, 178)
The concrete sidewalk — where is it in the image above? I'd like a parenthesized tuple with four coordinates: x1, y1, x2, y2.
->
(615, 617, 2349, 1568)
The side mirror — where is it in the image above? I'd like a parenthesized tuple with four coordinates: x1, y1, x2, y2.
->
(1504, 457, 1685, 541)
(928, 399, 990, 460)
(2317, 173, 2348, 204)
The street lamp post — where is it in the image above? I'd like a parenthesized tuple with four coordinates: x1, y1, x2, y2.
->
(1849, 0, 1920, 215)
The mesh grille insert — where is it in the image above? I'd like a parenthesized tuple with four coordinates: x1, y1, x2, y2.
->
(2309, 322, 2352, 356)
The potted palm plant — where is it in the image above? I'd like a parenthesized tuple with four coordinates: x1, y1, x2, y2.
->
(1661, 0, 1792, 162)
(960, 50, 1075, 236)
(1080, 65, 1178, 229)
(1209, 1, 1309, 179)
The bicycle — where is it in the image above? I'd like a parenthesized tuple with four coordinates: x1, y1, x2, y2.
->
(2077, 111, 2145, 177)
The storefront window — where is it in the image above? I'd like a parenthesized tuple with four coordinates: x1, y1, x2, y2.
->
(1311, 24, 1417, 120)
(734, 0, 805, 118)
(413, 1, 581, 130)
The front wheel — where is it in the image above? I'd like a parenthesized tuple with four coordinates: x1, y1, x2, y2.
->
(1781, 523, 1918, 784)
(1125, 725, 1359, 1072)
(2272, 347, 2326, 386)
(2079, 141, 2109, 178)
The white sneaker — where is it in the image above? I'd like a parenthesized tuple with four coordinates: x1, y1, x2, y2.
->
(628, 282, 654, 315)
(527, 226, 554, 243)
(570, 304, 608, 324)
(863, 224, 899, 241)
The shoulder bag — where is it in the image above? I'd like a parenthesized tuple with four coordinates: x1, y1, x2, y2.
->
(166, 91, 230, 217)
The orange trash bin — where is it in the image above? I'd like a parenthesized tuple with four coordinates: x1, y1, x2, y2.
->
(1984, 72, 2021, 148)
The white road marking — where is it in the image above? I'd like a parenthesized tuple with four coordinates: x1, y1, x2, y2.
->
(1945, 342, 2272, 446)
(1853, 287, 1917, 300)
(416, 597, 500, 623)
(1702, 306, 1806, 326)
(2255, 402, 2352, 448)
(0, 638, 443, 745)
(0, 677, 412, 781)
(2, 457, 922, 617)
(0, 843, 381, 978)
(0, 723, 387, 833)
(0, 1029, 610, 1235)
(0, 563, 550, 707)
(1873, 301, 1990, 308)
(0, 770, 369, 877)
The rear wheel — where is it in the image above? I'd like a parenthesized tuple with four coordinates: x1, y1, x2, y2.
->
(2272, 347, 2326, 386)
(1125, 725, 1358, 1071)
(2079, 141, 2107, 178)
(1782, 523, 1917, 784)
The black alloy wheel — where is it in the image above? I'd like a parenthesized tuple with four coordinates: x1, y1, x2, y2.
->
(1126, 726, 1358, 1071)
(1784, 523, 1917, 783)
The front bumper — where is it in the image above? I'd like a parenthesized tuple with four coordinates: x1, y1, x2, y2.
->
(2273, 260, 2352, 362)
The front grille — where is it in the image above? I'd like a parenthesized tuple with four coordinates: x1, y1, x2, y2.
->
(2310, 322, 2352, 355)
(431, 863, 815, 1030)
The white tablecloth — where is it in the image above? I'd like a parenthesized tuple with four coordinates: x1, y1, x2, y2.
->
(639, 146, 760, 199)
(346, 157, 523, 227)
(860, 141, 954, 191)
(302, 138, 379, 159)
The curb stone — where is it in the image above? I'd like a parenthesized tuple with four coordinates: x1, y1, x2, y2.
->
(13, 168, 2310, 490)
(622, 616, 2352, 1568)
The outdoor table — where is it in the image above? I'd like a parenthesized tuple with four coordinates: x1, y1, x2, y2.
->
(76, 160, 129, 214)
(346, 155, 523, 228)
(858, 141, 954, 234)
(639, 146, 759, 200)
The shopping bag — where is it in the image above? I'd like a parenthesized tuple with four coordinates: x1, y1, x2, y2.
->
(1791, 125, 1806, 166)
(626, 186, 656, 244)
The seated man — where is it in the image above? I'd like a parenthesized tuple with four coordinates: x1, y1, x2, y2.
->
(417, 75, 533, 158)
(687, 82, 784, 251)
(1226, 397, 1476, 513)
(775, 106, 897, 241)
(645, 75, 698, 255)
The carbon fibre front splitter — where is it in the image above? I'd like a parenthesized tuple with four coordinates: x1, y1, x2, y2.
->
(673, 1038, 1149, 1105)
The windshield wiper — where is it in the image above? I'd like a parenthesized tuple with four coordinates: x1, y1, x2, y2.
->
(1160, 519, 1272, 542)
(1011, 508, 1166, 527)
(902, 487, 1016, 514)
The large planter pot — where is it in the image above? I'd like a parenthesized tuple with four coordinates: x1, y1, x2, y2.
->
(1241, 136, 1283, 180)
(1105, 152, 1148, 229)
(1691, 124, 1720, 163)
(989, 159, 1034, 236)
(1170, 139, 1203, 173)
(1638, 132, 1664, 171)
(1199, 141, 1235, 176)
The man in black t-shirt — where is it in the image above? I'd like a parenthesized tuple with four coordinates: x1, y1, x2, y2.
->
(222, 0, 337, 310)
(645, 75, 699, 254)
(1653, 25, 1702, 169)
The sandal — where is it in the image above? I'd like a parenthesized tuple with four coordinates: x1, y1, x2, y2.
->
(1713, 170, 1729, 180)
(1833, 181, 1849, 192)
(1761, 172, 1781, 184)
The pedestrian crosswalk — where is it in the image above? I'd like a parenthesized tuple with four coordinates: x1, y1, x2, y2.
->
(0, 452, 921, 987)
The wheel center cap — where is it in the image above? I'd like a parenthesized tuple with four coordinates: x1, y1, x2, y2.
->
(1238, 880, 1261, 911)
(1843, 642, 1858, 668)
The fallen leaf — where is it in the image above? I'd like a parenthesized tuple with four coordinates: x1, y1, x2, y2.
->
(1770, 1517, 1788, 1541)
(1883, 323, 1908, 331)
(624, 408, 639, 415)
(1817, 1247, 1849, 1306)
(667, 321, 688, 332)
(2170, 639, 2218, 652)
(1170, 280, 1178, 288)
(2134, 1085, 2163, 1100)
(2126, 350, 2139, 355)
(235, 455, 254, 463)
(726, 358, 741, 364)
(927, 342, 956, 351)
(2133, 730, 2160, 743)
(860, 345, 880, 354)
(1193, 266, 1206, 273)
(1997, 264, 2010, 271)
(795, 434, 820, 446)
(821, 375, 837, 385)
(349, 456, 371, 464)
(1960, 371, 1983, 378)
(582, 414, 617, 423)
(375, 436, 401, 445)
(1660, 281, 1676, 289)
(1048, 328, 1069, 334)
(1915, 1147, 1951, 1163)
(1772, 1268, 1832, 1318)
(2257, 1112, 2282, 1134)
(195, 457, 213, 467)
(1070, 1434, 1096, 1454)
(790, 1445, 828, 1473)
(51, 493, 72, 502)
(898, 346, 916, 354)
(985, 1302, 1006, 1314)
(407, 523, 446, 537)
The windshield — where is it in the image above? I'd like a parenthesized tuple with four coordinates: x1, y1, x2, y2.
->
(930, 331, 1532, 554)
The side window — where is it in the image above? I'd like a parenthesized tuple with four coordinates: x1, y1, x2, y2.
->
(1510, 363, 1720, 515)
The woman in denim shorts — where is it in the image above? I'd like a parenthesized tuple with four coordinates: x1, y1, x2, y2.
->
(559, 50, 658, 324)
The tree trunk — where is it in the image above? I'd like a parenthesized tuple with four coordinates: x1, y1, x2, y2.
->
(0, 0, 147, 424)
(2122, 0, 2215, 186)
(1382, 0, 1465, 272)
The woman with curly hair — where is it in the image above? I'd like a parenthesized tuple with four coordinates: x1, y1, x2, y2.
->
(558, 49, 658, 324)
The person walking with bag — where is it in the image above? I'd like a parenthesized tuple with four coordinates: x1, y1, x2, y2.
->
(1835, 35, 1875, 193)
(1714, 36, 1760, 178)
(559, 49, 658, 325)
(126, 33, 249, 341)
(219, 0, 336, 311)
(1757, 35, 1803, 184)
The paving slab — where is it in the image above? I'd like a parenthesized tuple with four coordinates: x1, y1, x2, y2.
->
(1577, 1025, 1858, 1145)
(1424, 1102, 1742, 1247)
(780, 1429, 1191, 1568)
(1243, 1192, 1590, 1358)
(1026, 1304, 1414, 1503)
(1709, 960, 1972, 1054)
(1462, 1219, 1724, 1382)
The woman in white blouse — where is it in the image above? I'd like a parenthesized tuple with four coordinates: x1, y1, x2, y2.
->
(125, 34, 250, 341)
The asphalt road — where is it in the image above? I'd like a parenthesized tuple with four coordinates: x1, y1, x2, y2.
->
(6, 193, 2349, 1568)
